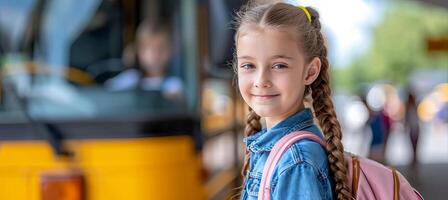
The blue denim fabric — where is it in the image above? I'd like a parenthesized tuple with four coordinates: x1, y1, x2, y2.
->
(241, 108, 334, 200)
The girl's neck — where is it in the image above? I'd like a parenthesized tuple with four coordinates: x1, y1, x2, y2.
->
(265, 103, 305, 131)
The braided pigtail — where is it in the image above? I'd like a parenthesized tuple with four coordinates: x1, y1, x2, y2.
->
(241, 107, 262, 178)
(230, 107, 261, 199)
(311, 57, 351, 200)
(308, 11, 351, 200)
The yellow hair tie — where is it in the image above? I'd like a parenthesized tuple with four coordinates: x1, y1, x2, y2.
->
(298, 6, 312, 23)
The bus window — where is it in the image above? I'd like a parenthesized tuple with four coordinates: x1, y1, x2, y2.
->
(0, 0, 199, 122)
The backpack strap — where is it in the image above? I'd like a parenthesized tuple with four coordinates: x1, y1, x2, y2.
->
(392, 168, 400, 200)
(351, 154, 360, 198)
(258, 131, 326, 200)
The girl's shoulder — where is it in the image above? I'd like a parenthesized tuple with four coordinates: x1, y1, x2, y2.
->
(273, 127, 329, 178)
(276, 138, 328, 173)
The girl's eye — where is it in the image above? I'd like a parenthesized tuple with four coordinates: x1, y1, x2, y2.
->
(272, 64, 288, 69)
(240, 63, 254, 69)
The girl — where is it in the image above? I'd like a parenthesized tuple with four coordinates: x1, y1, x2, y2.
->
(105, 21, 183, 99)
(234, 2, 351, 200)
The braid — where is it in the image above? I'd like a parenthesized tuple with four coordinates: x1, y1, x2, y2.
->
(241, 107, 262, 178)
(310, 34, 352, 200)
(229, 108, 261, 199)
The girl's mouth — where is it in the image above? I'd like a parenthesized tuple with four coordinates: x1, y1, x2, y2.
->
(252, 94, 280, 101)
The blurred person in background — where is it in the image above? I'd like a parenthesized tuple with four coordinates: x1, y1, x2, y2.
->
(105, 20, 183, 100)
(362, 85, 393, 164)
(364, 98, 386, 163)
(404, 86, 420, 168)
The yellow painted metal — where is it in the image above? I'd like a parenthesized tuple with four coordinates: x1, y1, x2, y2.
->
(0, 136, 204, 200)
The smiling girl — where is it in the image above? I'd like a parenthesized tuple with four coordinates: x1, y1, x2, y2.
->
(234, 2, 350, 200)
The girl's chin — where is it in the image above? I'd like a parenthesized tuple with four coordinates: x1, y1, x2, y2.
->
(252, 108, 280, 118)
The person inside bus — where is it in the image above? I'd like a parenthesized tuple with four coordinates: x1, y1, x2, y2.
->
(105, 20, 183, 100)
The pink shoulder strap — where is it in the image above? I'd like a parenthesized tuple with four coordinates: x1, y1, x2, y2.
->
(258, 131, 326, 200)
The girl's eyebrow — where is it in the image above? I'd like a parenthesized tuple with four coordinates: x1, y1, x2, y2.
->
(271, 55, 293, 60)
(237, 55, 293, 60)
(237, 55, 254, 60)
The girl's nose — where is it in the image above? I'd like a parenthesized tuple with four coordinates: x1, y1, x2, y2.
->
(254, 71, 272, 88)
(255, 82, 272, 88)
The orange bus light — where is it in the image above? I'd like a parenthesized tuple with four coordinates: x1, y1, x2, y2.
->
(40, 173, 85, 200)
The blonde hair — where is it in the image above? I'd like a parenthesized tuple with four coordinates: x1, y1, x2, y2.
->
(233, 2, 351, 199)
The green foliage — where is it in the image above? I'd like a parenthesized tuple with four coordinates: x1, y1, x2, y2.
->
(333, 1, 448, 93)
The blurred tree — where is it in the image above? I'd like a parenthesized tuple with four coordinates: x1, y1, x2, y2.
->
(333, 1, 448, 93)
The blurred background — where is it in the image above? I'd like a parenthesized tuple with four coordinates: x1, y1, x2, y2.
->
(0, 0, 446, 199)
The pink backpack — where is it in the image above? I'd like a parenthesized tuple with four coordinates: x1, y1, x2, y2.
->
(258, 131, 424, 200)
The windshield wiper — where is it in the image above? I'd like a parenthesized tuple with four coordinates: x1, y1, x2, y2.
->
(3, 81, 72, 157)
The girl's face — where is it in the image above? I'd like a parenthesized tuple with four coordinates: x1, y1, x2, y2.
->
(237, 26, 320, 129)
(138, 33, 171, 77)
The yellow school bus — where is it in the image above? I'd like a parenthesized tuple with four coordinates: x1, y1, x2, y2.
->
(0, 0, 215, 199)
(0, 0, 248, 199)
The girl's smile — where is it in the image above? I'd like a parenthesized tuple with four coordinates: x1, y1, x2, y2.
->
(252, 93, 280, 101)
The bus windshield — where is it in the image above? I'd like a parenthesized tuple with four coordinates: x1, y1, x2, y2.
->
(0, 0, 198, 122)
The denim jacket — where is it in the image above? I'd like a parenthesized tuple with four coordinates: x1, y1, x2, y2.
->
(241, 108, 334, 200)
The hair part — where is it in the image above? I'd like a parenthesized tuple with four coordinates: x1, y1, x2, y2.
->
(233, 2, 351, 200)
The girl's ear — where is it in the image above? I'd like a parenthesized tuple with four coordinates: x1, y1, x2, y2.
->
(304, 57, 321, 85)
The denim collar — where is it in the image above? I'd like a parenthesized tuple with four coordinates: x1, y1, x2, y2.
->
(243, 108, 317, 153)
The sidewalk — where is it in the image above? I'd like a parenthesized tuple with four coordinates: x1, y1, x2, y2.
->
(397, 163, 448, 200)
